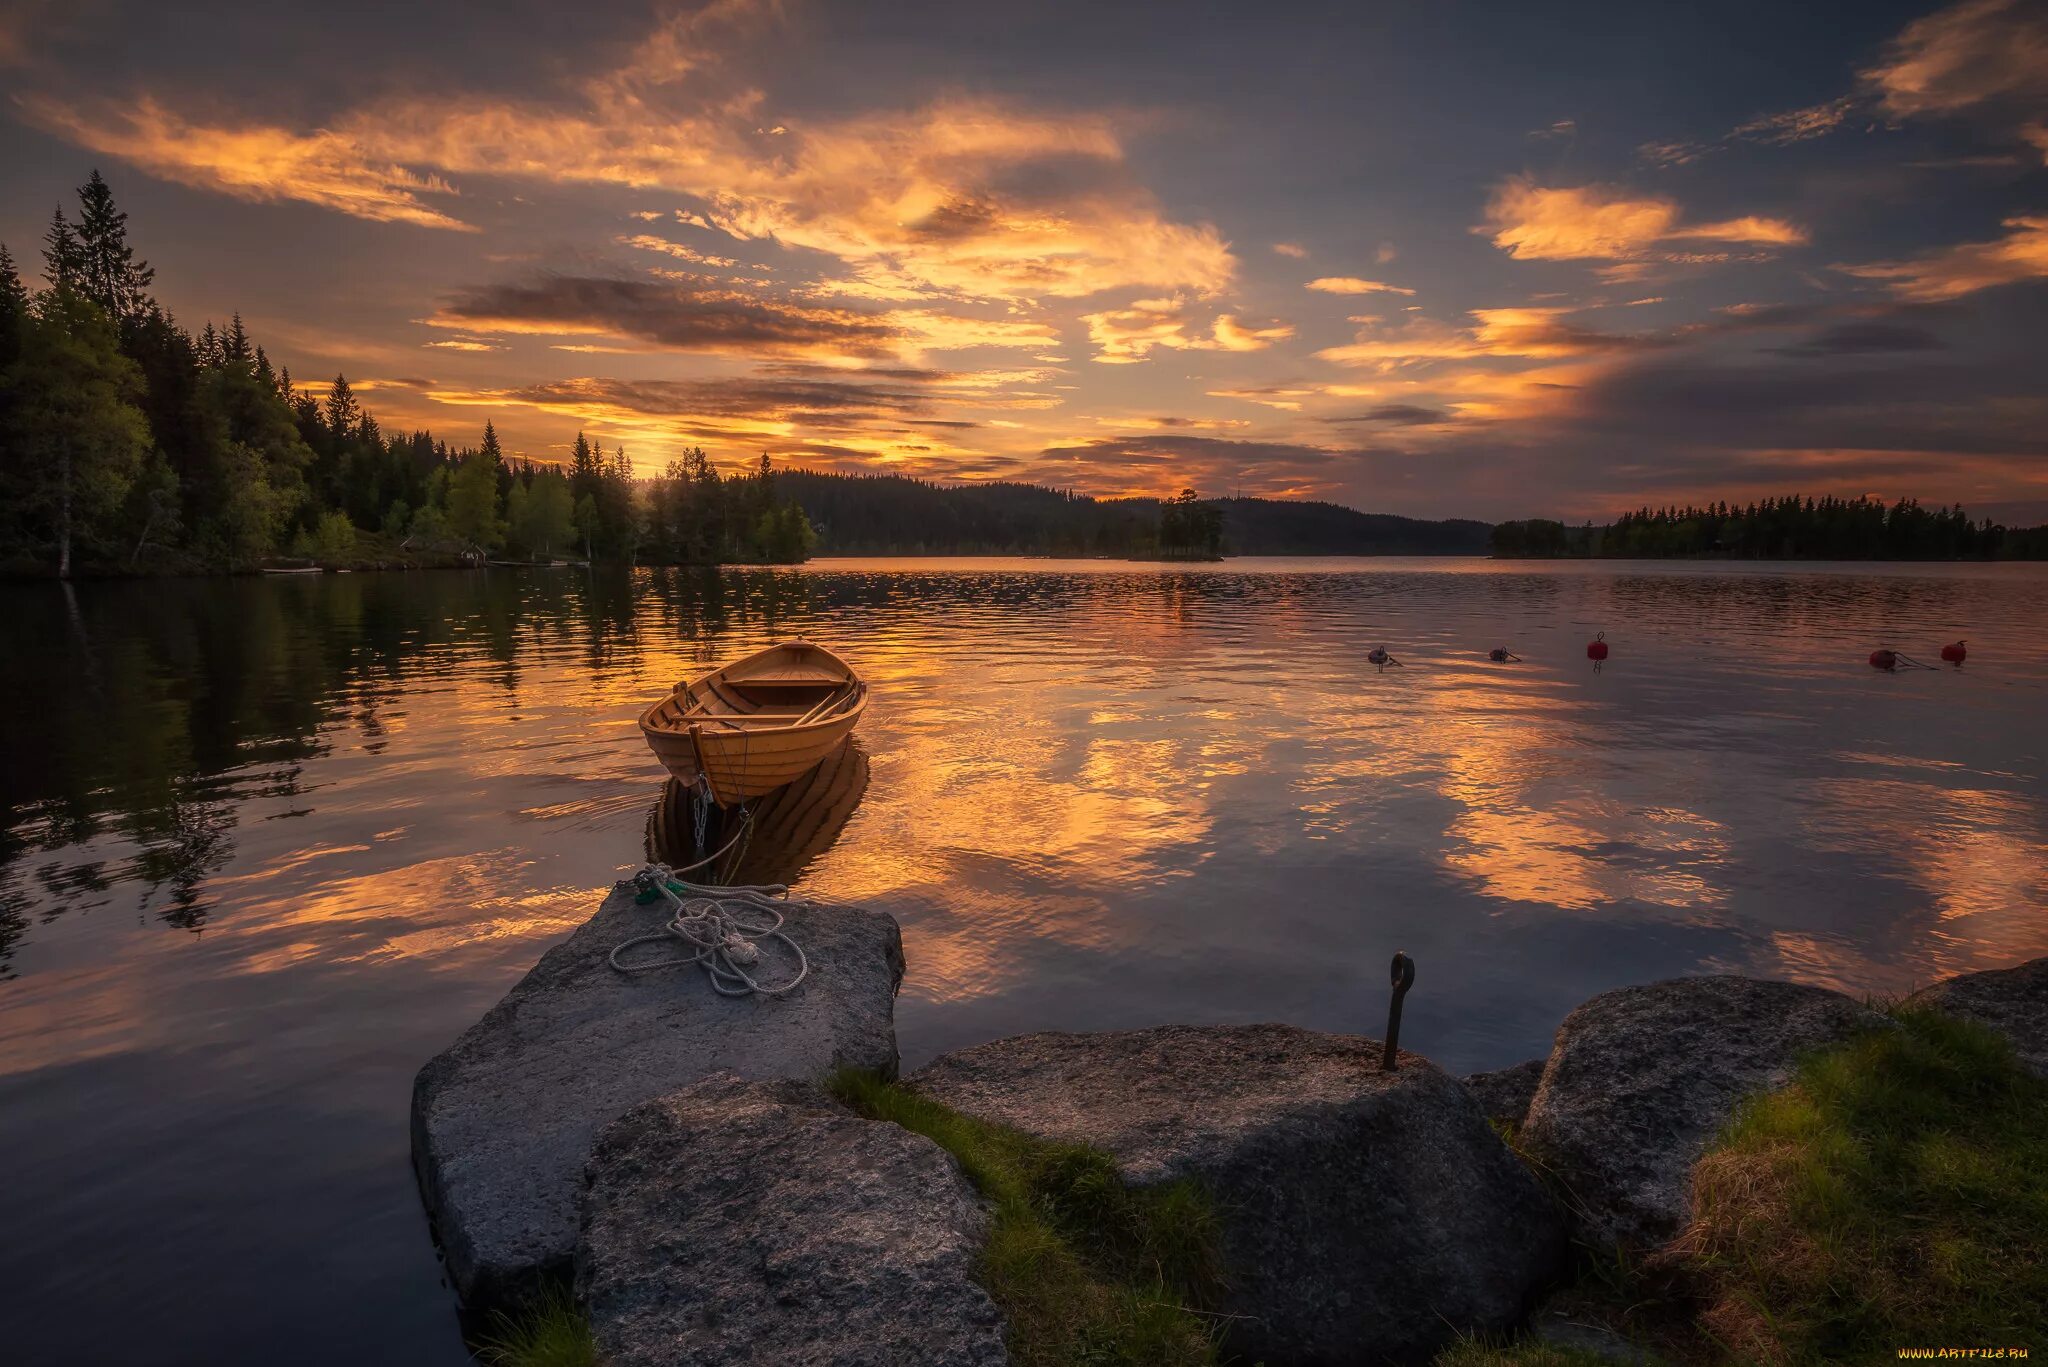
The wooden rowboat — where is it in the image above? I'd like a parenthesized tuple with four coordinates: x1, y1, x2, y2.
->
(638, 640, 868, 805)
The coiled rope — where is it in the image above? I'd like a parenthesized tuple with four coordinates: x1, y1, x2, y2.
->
(608, 862, 811, 996)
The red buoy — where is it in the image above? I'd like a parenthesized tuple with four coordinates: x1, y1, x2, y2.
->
(1586, 632, 1608, 662)
(1940, 640, 1967, 665)
(1869, 649, 1898, 670)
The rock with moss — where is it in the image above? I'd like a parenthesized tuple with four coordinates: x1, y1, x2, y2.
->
(577, 1073, 1008, 1367)
(1464, 1058, 1546, 1129)
(909, 1022, 1566, 1366)
(1518, 975, 1884, 1252)
(1907, 954, 2048, 1079)
(411, 885, 904, 1309)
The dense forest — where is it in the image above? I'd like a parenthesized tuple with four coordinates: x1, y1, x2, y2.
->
(1491, 497, 2048, 560)
(0, 172, 815, 576)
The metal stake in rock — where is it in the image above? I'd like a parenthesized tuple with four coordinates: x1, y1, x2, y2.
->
(1381, 951, 1415, 1072)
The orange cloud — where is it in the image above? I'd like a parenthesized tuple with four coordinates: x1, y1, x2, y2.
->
(1212, 314, 1297, 351)
(1863, 0, 2048, 119)
(1087, 415, 1252, 431)
(421, 274, 1059, 362)
(1081, 296, 1293, 363)
(20, 12, 1234, 303)
(619, 234, 740, 268)
(1315, 306, 1657, 368)
(1482, 177, 1805, 263)
(1272, 242, 1309, 259)
(1206, 384, 1320, 411)
(1666, 215, 1809, 246)
(1305, 276, 1416, 295)
(15, 94, 473, 230)
(1835, 215, 2048, 300)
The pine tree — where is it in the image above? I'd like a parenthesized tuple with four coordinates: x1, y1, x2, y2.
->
(42, 208, 85, 291)
(323, 375, 360, 435)
(0, 244, 26, 371)
(73, 170, 154, 326)
(224, 313, 251, 366)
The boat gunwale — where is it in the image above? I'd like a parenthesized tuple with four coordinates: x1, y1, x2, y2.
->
(637, 642, 868, 743)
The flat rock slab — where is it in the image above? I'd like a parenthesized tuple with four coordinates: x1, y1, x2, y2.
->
(1909, 955, 2048, 1079)
(579, 1075, 1007, 1367)
(1464, 1058, 1546, 1130)
(1519, 975, 1885, 1252)
(412, 886, 904, 1307)
(910, 1023, 1566, 1367)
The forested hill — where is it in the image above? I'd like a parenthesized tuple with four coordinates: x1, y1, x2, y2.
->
(1491, 497, 2048, 561)
(779, 470, 1492, 557)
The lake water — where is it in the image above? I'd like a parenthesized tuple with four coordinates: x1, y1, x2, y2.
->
(3, 558, 2046, 1364)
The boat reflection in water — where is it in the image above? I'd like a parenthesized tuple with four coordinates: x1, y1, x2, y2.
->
(645, 735, 870, 889)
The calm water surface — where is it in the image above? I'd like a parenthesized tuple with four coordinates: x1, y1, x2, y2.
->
(3, 558, 2046, 1364)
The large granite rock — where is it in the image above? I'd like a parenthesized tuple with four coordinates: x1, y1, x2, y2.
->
(411, 886, 904, 1308)
(910, 1023, 1566, 1367)
(1909, 955, 2048, 1079)
(578, 1075, 1007, 1367)
(1464, 1058, 1545, 1130)
(1519, 975, 1885, 1252)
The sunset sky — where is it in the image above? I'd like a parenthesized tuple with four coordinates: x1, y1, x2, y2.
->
(3, 0, 2045, 521)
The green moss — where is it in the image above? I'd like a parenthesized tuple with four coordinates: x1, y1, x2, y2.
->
(828, 1068, 1224, 1367)
(471, 1281, 597, 1367)
(1679, 1005, 2048, 1363)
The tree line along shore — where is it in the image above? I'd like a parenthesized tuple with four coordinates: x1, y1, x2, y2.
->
(4, 170, 2040, 580)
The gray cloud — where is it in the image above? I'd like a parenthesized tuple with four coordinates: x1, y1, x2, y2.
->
(1324, 404, 1452, 426)
(434, 275, 899, 356)
(1768, 322, 1948, 358)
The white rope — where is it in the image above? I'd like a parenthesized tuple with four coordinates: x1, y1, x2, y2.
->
(608, 863, 810, 996)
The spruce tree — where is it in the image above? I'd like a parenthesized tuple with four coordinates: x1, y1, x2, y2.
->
(42, 208, 85, 291)
(73, 170, 154, 326)
(323, 375, 360, 435)
(0, 244, 26, 371)
(224, 313, 251, 366)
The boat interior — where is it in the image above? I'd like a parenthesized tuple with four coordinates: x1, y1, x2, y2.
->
(652, 649, 864, 730)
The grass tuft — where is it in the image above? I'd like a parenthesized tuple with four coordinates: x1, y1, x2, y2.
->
(829, 1067, 1224, 1367)
(471, 1281, 597, 1367)
(1431, 1339, 1632, 1366)
(1674, 1005, 2048, 1364)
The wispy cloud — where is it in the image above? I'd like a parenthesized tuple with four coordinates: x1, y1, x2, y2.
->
(1081, 296, 1293, 363)
(1835, 215, 2048, 300)
(1641, 0, 2048, 169)
(15, 94, 474, 230)
(1316, 306, 1664, 367)
(1482, 177, 1805, 265)
(426, 275, 899, 357)
(1863, 0, 2048, 120)
(1305, 276, 1415, 296)
(1324, 404, 1454, 426)
(619, 234, 741, 268)
(1639, 97, 1857, 167)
